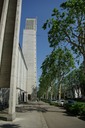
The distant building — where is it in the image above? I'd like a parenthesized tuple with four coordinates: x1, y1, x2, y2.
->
(22, 18, 37, 100)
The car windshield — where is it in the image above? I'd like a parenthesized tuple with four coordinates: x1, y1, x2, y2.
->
(68, 100, 75, 103)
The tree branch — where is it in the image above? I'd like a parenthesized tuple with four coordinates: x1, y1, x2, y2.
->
(64, 30, 83, 54)
(72, 32, 85, 40)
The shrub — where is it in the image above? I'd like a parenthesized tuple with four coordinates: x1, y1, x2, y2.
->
(79, 104, 85, 116)
(66, 102, 85, 116)
(49, 102, 58, 106)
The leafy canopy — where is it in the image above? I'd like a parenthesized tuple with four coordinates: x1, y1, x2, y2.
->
(43, 0, 85, 56)
(38, 48, 75, 97)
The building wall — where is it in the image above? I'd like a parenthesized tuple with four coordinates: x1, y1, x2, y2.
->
(0, 0, 9, 67)
(0, 0, 4, 21)
(0, 2, 37, 110)
(0, 0, 17, 88)
(0, 0, 24, 120)
(16, 45, 28, 104)
(17, 45, 27, 90)
(22, 19, 37, 100)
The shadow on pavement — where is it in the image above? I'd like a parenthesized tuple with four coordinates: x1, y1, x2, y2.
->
(78, 116, 85, 121)
(62, 110, 85, 121)
(0, 124, 20, 128)
(16, 104, 66, 114)
(0, 117, 7, 121)
(63, 112, 77, 117)
(16, 105, 48, 113)
(0, 111, 8, 121)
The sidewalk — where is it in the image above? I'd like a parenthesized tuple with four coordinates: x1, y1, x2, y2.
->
(0, 101, 48, 128)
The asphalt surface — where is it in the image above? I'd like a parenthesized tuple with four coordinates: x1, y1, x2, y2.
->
(0, 101, 48, 128)
(0, 101, 85, 128)
(39, 102, 85, 128)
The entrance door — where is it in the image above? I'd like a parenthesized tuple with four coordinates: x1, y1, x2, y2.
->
(28, 94, 31, 100)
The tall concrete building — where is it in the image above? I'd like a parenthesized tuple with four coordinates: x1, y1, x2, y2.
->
(0, 0, 37, 121)
(22, 18, 37, 100)
(0, 0, 22, 121)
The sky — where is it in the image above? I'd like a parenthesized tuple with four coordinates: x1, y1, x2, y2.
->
(19, 0, 67, 85)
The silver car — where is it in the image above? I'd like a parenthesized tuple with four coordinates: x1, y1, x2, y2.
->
(58, 99, 65, 106)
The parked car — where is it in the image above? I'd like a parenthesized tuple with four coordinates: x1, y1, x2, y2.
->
(65, 99, 76, 105)
(51, 99, 58, 103)
(64, 99, 76, 108)
(58, 99, 65, 106)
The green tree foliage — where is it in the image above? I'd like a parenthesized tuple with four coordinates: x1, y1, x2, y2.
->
(38, 48, 75, 99)
(63, 63, 85, 98)
(39, 0, 85, 99)
(43, 0, 85, 59)
(42, 0, 85, 98)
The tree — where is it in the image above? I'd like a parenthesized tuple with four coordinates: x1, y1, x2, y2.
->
(51, 48, 74, 99)
(63, 64, 85, 98)
(64, 69, 81, 98)
(38, 73, 50, 99)
(38, 48, 75, 100)
(43, 0, 85, 68)
(78, 63, 85, 97)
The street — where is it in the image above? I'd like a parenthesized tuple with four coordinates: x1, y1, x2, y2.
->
(39, 102, 85, 128)
(0, 101, 85, 128)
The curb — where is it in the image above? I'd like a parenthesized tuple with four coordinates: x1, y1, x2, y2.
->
(40, 112, 48, 128)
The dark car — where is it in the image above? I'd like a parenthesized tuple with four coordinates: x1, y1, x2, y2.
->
(64, 99, 76, 108)
(66, 100, 75, 104)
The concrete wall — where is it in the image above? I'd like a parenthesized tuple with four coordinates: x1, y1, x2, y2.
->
(0, 0, 17, 88)
(0, 0, 4, 21)
(17, 45, 27, 90)
(16, 45, 28, 104)
(0, 0, 30, 120)
(0, 0, 38, 120)
(0, 0, 28, 104)
(0, 0, 9, 68)
(8, 0, 22, 120)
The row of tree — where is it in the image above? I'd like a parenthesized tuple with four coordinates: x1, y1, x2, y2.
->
(38, 62, 85, 100)
(38, 0, 85, 100)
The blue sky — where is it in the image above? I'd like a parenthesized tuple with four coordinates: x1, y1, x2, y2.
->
(19, 0, 66, 85)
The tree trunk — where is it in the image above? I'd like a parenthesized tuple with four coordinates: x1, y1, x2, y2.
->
(83, 55, 85, 74)
(59, 84, 61, 100)
(82, 55, 85, 97)
(46, 91, 48, 100)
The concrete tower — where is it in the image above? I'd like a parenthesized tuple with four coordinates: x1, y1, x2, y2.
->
(22, 18, 37, 100)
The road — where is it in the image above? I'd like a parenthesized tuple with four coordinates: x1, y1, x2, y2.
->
(39, 101, 85, 128)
